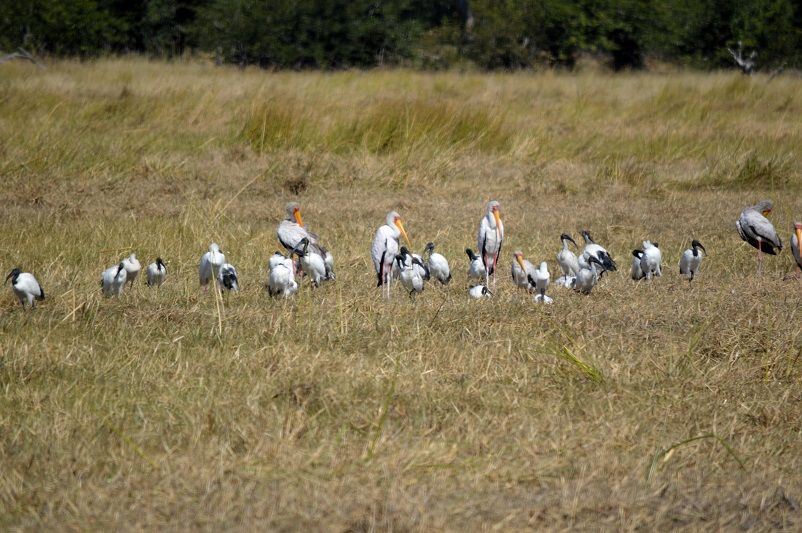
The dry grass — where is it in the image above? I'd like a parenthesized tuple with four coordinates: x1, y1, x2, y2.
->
(1, 58, 802, 531)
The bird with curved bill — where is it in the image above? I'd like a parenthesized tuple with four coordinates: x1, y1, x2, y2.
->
(5, 268, 44, 309)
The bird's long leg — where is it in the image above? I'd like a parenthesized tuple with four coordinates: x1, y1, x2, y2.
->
(491, 254, 497, 290)
(758, 240, 763, 273)
(484, 253, 489, 288)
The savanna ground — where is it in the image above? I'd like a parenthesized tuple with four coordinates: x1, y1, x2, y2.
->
(1, 59, 802, 531)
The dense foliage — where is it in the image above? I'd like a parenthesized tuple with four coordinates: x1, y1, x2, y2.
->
(1, 0, 801, 70)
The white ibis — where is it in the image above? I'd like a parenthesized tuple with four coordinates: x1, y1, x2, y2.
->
(792, 223, 802, 275)
(573, 256, 606, 295)
(393, 246, 428, 283)
(478, 201, 503, 288)
(199, 243, 225, 291)
(580, 230, 616, 274)
(217, 263, 239, 293)
(469, 284, 492, 298)
(121, 253, 140, 289)
(679, 240, 706, 284)
(395, 250, 426, 298)
(422, 242, 451, 285)
(736, 199, 782, 273)
(5, 268, 44, 309)
(465, 248, 486, 282)
(268, 251, 298, 297)
(293, 237, 327, 287)
(102, 262, 128, 298)
(278, 202, 336, 280)
(556, 233, 580, 278)
(511, 251, 537, 293)
(631, 250, 645, 281)
(146, 257, 166, 288)
(371, 211, 411, 298)
(533, 262, 552, 303)
(640, 240, 662, 280)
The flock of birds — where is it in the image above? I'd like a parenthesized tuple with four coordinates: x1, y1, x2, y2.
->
(5, 200, 802, 310)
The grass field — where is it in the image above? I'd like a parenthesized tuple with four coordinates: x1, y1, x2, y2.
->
(1, 58, 802, 531)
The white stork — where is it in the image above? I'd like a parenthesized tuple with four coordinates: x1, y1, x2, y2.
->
(278, 202, 335, 280)
(122, 253, 141, 289)
(102, 262, 128, 299)
(477, 201, 503, 288)
(640, 240, 662, 280)
(199, 243, 225, 291)
(268, 251, 298, 297)
(146, 257, 166, 288)
(422, 242, 451, 285)
(679, 240, 706, 284)
(5, 268, 44, 309)
(511, 250, 537, 293)
(371, 211, 411, 299)
(465, 248, 486, 282)
(736, 199, 782, 273)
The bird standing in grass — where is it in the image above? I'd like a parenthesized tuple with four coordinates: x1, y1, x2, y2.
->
(372, 211, 411, 298)
(278, 202, 335, 280)
(5, 268, 44, 309)
(573, 256, 606, 295)
(679, 240, 706, 284)
(102, 262, 127, 298)
(580, 230, 616, 274)
(511, 251, 537, 293)
(122, 253, 140, 289)
(640, 240, 662, 280)
(736, 199, 782, 273)
(533, 262, 552, 303)
(146, 257, 166, 288)
(631, 249, 645, 281)
(268, 251, 297, 297)
(792, 223, 801, 276)
(217, 263, 239, 293)
(556, 233, 580, 283)
(293, 237, 327, 287)
(465, 248, 486, 282)
(422, 242, 451, 285)
(199, 243, 225, 291)
(395, 250, 426, 298)
(478, 201, 503, 289)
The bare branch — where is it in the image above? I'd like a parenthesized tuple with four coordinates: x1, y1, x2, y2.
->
(0, 47, 45, 68)
(727, 41, 756, 76)
(767, 62, 786, 82)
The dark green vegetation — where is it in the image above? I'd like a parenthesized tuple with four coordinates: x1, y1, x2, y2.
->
(2, 0, 802, 70)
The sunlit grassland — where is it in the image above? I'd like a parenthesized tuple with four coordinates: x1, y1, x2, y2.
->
(1, 58, 802, 530)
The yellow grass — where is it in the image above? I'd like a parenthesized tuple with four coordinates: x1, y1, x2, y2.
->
(1, 58, 801, 530)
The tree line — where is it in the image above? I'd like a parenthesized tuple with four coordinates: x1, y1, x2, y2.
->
(2, 0, 801, 71)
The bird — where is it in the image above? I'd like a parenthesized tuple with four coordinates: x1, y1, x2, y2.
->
(465, 248, 486, 282)
(631, 250, 646, 281)
(533, 262, 552, 303)
(293, 237, 327, 287)
(395, 250, 426, 298)
(5, 268, 44, 309)
(393, 246, 428, 282)
(122, 253, 141, 289)
(556, 233, 580, 278)
(736, 199, 782, 273)
(640, 240, 662, 280)
(422, 242, 451, 285)
(146, 257, 166, 288)
(793, 223, 802, 276)
(679, 240, 706, 284)
(511, 251, 537, 293)
(372, 211, 411, 298)
(268, 251, 298, 297)
(277, 202, 335, 280)
(102, 262, 128, 298)
(580, 230, 616, 274)
(469, 284, 492, 298)
(477, 200, 504, 288)
(217, 263, 239, 293)
(573, 256, 606, 295)
(199, 243, 225, 291)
